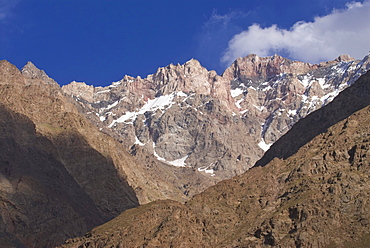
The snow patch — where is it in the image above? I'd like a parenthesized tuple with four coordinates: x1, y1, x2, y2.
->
(152, 142, 188, 167)
(134, 136, 145, 146)
(109, 81, 122, 88)
(320, 88, 340, 105)
(95, 90, 111, 94)
(301, 94, 308, 103)
(235, 98, 244, 109)
(262, 85, 273, 91)
(140, 94, 175, 113)
(288, 109, 297, 116)
(198, 165, 215, 175)
(240, 109, 248, 115)
(300, 76, 329, 90)
(104, 100, 119, 110)
(109, 111, 136, 127)
(258, 139, 272, 152)
(176, 91, 188, 98)
(231, 88, 244, 98)
(168, 156, 188, 167)
(153, 144, 167, 163)
(109, 94, 175, 128)
(317, 78, 327, 88)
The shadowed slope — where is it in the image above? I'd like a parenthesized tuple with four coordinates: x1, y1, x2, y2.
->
(0, 60, 141, 247)
(62, 71, 370, 247)
(0, 105, 106, 247)
(255, 70, 370, 167)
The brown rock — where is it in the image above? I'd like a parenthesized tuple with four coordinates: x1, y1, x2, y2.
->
(61, 71, 370, 248)
(61, 54, 370, 197)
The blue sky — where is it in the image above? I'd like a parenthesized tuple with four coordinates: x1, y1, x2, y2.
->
(1, 0, 369, 86)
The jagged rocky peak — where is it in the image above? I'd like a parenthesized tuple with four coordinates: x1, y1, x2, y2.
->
(0, 59, 18, 71)
(61, 53, 370, 184)
(223, 54, 359, 88)
(62, 81, 95, 102)
(148, 58, 217, 96)
(21, 61, 58, 85)
(61, 71, 370, 248)
(0, 61, 138, 246)
(184, 57, 202, 67)
(21, 61, 47, 78)
(222, 54, 317, 84)
(149, 58, 234, 110)
(334, 54, 354, 62)
(0, 60, 26, 85)
(1, 55, 370, 247)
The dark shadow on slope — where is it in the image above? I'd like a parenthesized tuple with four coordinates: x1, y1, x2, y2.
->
(52, 130, 140, 218)
(255, 70, 370, 167)
(0, 104, 139, 247)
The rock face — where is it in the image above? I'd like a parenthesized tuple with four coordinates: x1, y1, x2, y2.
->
(0, 54, 369, 247)
(61, 71, 370, 248)
(0, 60, 142, 247)
(0, 105, 106, 247)
(62, 54, 370, 184)
(0, 60, 206, 247)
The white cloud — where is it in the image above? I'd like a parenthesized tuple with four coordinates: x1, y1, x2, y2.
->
(221, 1, 370, 66)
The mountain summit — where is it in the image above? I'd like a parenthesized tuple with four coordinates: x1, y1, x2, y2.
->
(61, 69, 370, 248)
(62, 54, 370, 192)
(0, 53, 369, 247)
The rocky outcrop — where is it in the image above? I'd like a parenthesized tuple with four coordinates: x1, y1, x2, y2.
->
(222, 54, 318, 83)
(62, 54, 370, 185)
(226, 54, 370, 145)
(256, 65, 370, 167)
(61, 81, 95, 102)
(0, 60, 141, 247)
(0, 105, 106, 247)
(61, 71, 370, 248)
(1, 53, 369, 246)
(0, 60, 211, 247)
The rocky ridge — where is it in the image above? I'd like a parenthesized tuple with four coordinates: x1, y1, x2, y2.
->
(0, 60, 210, 247)
(61, 70, 370, 248)
(0, 54, 368, 247)
(0, 60, 143, 247)
(62, 54, 370, 183)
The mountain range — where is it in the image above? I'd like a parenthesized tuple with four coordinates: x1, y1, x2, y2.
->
(62, 54, 370, 197)
(62, 70, 370, 247)
(0, 53, 369, 247)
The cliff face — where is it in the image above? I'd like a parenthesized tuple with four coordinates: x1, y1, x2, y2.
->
(61, 71, 370, 248)
(0, 53, 369, 247)
(0, 60, 198, 247)
(0, 105, 106, 247)
(62, 54, 370, 186)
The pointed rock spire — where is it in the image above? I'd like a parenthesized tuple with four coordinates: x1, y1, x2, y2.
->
(21, 61, 57, 85)
(22, 61, 46, 79)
